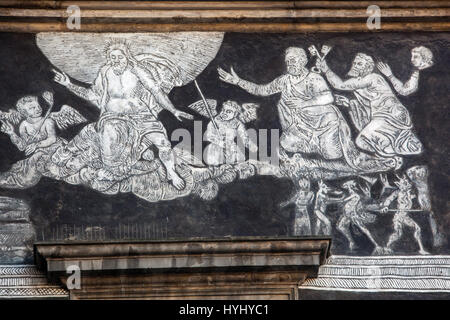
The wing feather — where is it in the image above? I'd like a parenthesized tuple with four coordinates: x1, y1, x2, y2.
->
(186, 99, 217, 119)
(0, 109, 23, 125)
(239, 103, 260, 123)
(49, 105, 87, 130)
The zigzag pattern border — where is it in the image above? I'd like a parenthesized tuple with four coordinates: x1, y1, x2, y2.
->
(302, 255, 450, 292)
(318, 266, 450, 277)
(302, 277, 450, 292)
(0, 265, 43, 276)
(326, 255, 450, 266)
(0, 287, 68, 297)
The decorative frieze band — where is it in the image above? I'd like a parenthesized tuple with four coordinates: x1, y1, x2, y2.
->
(0, 265, 68, 298)
(301, 255, 450, 293)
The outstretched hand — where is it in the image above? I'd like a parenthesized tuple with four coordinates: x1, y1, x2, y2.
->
(53, 69, 71, 87)
(0, 120, 14, 135)
(377, 62, 393, 77)
(173, 110, 194, 122)
(218, 67, 240, 85)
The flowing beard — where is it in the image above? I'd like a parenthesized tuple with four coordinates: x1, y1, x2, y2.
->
(287, 65, 302, 75)
(112, 63, 127, 75)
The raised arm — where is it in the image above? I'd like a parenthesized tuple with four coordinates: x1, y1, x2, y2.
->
(377, 62, 419, 96)
(318, 60, 371, 91)
(0, 120, 26, 151)
(218, 67, 283, 97)
(53, 69, 103, 107)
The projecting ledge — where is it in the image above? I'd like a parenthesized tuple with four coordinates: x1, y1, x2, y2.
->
(34, 237, 330, 299)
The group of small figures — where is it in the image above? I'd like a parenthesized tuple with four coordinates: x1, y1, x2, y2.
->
(280, 165, 440, 255)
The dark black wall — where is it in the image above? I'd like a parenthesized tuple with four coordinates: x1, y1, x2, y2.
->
(0, 32, 448, 256)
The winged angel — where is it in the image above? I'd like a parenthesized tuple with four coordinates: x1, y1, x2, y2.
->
(0, 92, 86, 188)
(1, 32, 243, 202)
(187, 99, 259, 166)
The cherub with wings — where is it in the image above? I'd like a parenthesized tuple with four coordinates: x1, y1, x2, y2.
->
(188, 99, 259, 166)
(0, 92, 86, 189)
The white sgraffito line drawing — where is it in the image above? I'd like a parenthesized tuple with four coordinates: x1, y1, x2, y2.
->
(218, 46, 401, 180)
(301, 255, 450, 292)
(36, 32, 224, 85)
(188, 99, 259, 166)
(308, 44, 332, 73)
(312, 180, 344, 236)
(0, 92, 85, 189)
(279, 178, 314, 235)
(190, 80, 259, 166)
(333, 169, 438, 255)
(0, 197, 35, 264)
(33, 32, 257, 203)
(53, 38, 194, 190)
(336, 180, 382, 254)
(0, 33, 255, 205)
(216, 43, 437, 254)
(318, 52, 423, 160)
(379, 174, 429, 255)
(0, 33, 440, 256)
(366, 265, 382, 290)
(406, 166, 444, 248)
(377, 46, 434, 96)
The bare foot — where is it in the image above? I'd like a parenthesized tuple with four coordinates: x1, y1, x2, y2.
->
(419, 248, 430, 255)
(372, 246, 384, 255)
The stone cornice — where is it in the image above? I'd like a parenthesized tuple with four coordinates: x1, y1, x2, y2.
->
(34, 237, 330, 299)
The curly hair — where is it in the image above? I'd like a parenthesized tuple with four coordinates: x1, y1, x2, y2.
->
(223, 100, 241, 112)
(16, 96, 38, 116)
(355, 52, 375, 74)
(412, 46, 434, 69)
(104, 38, 132, 59)
(285, 47, 308, 66)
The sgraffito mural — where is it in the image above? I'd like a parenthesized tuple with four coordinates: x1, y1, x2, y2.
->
(0, 32, 448, 263)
